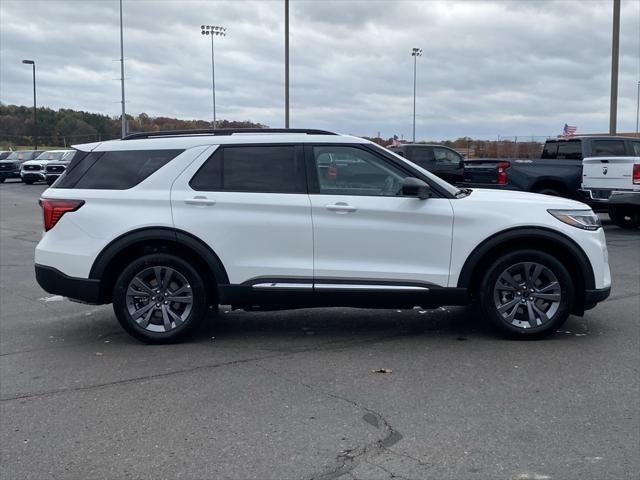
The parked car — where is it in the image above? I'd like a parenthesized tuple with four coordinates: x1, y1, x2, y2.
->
(462, 136, 639, 203)
(581, 156, 640, 229)
(44, 150, 76, 185)
(35, 128, 610, 343)
(0, 150, 45, 183)
(387, 144, 464, 184)
(20, 150, 75, 184)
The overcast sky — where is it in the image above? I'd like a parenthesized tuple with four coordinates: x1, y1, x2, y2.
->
(1, 0, 639, 140)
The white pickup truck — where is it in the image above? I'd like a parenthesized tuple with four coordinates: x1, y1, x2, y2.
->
(581, 156, 640, 228)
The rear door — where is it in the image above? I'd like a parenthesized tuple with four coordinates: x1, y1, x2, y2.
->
(171, 144, 313, 285)
(307, 144, 453, 287)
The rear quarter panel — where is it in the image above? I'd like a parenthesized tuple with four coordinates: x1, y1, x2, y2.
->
(35, 146, 209, 278)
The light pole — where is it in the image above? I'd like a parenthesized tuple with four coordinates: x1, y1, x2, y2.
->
(636, 81, 639, 135)
(201, 25, 226, 129)
(285, 0, 289, 128)
(411, 47, 422, 143)
(609, 0, 620, 135)
(22, 60, 37, 149)
(119, 0, 127, 138)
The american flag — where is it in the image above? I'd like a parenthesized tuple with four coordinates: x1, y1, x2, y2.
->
(562, 124, 577, 137)
(391, 134, 400, 146)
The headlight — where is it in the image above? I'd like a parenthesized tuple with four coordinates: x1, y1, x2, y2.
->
(548, 209, 601, 231)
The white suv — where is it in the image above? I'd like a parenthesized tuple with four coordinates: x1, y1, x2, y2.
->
(35, 129, 611, 343)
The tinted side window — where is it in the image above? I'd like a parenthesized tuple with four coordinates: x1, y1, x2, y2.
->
(632, 142, 640, 156)
(55, 150, 182, 189)
(541, 142, 558, 159)
(556, 141, 582, 160)
(592, 140, 626, 156)
(190, 145, 304, 193)
(313, 146, 407, 196)
(433, 147, 462, 164)
(407, 147, 434, 168)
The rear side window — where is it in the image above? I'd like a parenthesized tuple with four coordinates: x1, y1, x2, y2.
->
(190, 145, 305, 193)
(631, 141, 640, 156)
(592, 140, 625, 156)
(54, 149, 183, 189)
(556, 141, 582, 159)
(407, 147, 435, 167)
(541, 142, 558, 159)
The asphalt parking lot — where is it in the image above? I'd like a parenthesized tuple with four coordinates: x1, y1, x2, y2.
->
(1, 180, 638, 480)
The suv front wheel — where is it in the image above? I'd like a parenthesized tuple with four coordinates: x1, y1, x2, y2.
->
(479, 250, 574, 339)
(113, 253, 208, 344)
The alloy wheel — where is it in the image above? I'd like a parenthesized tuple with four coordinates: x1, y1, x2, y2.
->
(493, 262, 562, 330)
(125, 266, 193, 333)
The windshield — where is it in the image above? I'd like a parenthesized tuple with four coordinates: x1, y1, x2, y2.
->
(372, 144, 461, 197)
(61, 150, 77, 161)
(36, 151, 70, 161)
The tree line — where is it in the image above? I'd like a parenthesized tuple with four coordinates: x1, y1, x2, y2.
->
(0, 104, 266, 147)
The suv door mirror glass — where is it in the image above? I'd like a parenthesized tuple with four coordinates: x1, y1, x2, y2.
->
(401, 177, 431, 199)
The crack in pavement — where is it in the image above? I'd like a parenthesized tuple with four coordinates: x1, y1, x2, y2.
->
(255, 363, 423, 480)
(0, 334, 400, 402)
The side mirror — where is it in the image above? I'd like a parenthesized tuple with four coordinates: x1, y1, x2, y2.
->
(401, 177, 431, 199)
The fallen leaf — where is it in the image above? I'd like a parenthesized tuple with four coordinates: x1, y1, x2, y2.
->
(371, 368, 393, 374)
(95, 352, 104, 357)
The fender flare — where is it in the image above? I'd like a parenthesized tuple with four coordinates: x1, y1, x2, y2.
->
(456, 226, 595, 290)
(89, 227, 230, 284)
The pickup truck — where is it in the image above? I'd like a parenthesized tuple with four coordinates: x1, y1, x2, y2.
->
(387, 144, 464, 184)
(581, 156, 640, 228)
(462, 136, 640, 202)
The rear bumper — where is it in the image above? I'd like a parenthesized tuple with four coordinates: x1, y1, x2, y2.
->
(35, 264, 103, 304)
(608, 191, 640, 207)
(583, 286, 611, 311)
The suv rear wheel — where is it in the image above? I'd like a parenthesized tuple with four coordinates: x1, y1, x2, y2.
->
(479, 249, 573, 339)
(113, 253, 207, 344)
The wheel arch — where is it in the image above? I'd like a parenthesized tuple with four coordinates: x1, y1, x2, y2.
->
(457, 227, 595, 315)
(529, 177, 569, 194)
(90, 227, 229, 304)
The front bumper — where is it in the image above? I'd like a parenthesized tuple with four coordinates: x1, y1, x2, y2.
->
(0, 170, 20, 179)
(35, 264, 103, 304)
(583, 286, 612, 311)
(21, 172, 45, 182)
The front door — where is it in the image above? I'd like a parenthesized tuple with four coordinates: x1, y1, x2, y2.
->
(308, 144, 454, 288)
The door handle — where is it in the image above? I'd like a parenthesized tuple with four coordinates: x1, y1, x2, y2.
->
(326, 202, 357, 213)
(184, 196, 216, 206)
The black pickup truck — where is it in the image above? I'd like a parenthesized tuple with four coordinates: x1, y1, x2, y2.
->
(387, 144, 465, 184)
(462, 136, 639, 200)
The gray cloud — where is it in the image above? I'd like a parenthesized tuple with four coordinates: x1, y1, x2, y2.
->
(1, 0, 638, 139)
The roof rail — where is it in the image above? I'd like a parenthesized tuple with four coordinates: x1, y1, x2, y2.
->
(122, 128, 337, 140)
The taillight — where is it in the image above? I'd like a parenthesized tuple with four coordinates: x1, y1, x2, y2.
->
(633, 164, 640, 185)
(497, 162, 510, 185)
(39, 199, 84, 231)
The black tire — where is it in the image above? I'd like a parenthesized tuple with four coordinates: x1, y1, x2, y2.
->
(113, 253, 208, 344)
(479, 249, 574, 339)
(23, 179, 34, 185)
(0, 178, 5, 183)
(608, 205, 639, 229)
